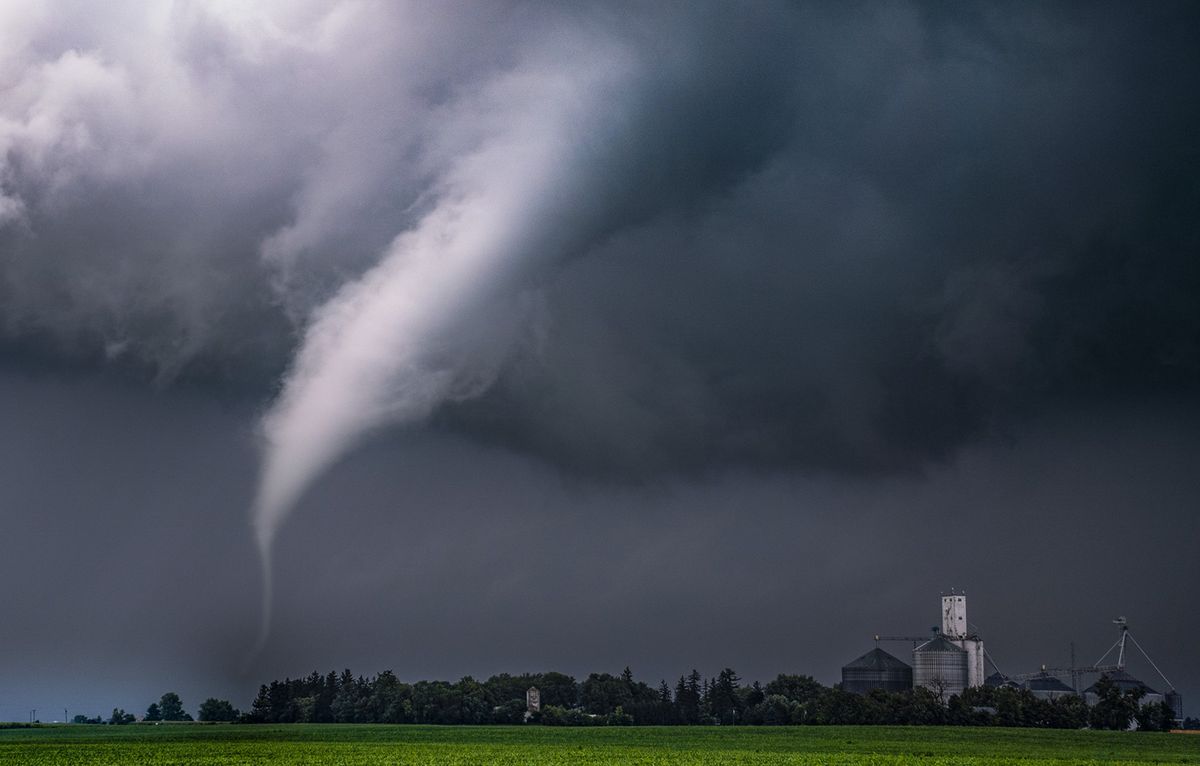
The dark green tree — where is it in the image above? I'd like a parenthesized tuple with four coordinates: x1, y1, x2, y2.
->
(765, 674, 824, 705)
(198, 698, 239, 722)
(536, 672, 579, 709)
(675, 670, 703, 724)
(580, 673, 633, 716)
(1048, 694, 1089, 729)
(331, 670, 360, 723)
(1135, 701, 1177, 732)
(1088, 675, 1141, 730)
(247, 685, 271, 723)
(456, 676, 490, 724)
(748, 694, 799, 725)
(710, 668, 742, 724)
(741, 681, 765, 710)
(157, 692, 191, 722)
(144, 702, 161, 722)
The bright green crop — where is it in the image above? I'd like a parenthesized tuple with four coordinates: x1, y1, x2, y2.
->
(1, 723, 1195, 765)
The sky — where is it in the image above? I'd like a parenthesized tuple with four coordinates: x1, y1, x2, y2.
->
(0, 1, 1197, 720)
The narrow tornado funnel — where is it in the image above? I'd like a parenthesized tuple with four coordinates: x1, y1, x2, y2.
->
(246, 53, 633, 656)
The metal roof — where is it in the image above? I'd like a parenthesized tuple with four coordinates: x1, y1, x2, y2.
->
(914, 635, 966, 653)
(1025, 674, 1075, 693)
(1083, 670, 1159, 696)
(985, 672, 1019, 688)
(842, 647, 912, 671)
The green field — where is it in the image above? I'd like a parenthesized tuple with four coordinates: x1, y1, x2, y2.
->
(1, 724, 1196, 765)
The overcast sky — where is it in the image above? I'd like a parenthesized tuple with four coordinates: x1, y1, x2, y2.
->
(1, 1, 1197, 720)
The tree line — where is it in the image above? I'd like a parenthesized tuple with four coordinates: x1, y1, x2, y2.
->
(79, 692, 241, 726)
(66, 668, 1182, 731)
(229, 667, 1177, 731)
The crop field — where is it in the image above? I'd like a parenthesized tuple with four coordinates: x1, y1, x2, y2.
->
(1, 724, 1196, 765)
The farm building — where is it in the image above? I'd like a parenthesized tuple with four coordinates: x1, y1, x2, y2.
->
(1024, 673, 1076, 701)
(913, 636, 969, 698)
(1083, 670, 1164, 707)
(841, 648, 913, 694)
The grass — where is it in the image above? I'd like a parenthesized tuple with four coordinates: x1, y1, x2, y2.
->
(1, 724, 1196, 765)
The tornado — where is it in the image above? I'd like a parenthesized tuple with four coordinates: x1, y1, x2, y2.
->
(245, 7, 794, 656)
(247, 56, 633, 655)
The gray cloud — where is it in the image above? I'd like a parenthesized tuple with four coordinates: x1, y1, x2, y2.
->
(4, 2, 1195, 484)
(439, 2, 1200, 477)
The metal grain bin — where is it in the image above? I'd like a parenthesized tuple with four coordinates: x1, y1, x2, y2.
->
(1166, 690, 1183, 722)
(841, 648, 913, 694)
(913, 635, 968, 699)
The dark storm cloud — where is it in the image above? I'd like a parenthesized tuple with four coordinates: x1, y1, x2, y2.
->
(441, 2, 1200, 477)
(6, 2, 1194, 483)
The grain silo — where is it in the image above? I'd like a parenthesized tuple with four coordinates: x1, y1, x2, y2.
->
(841, 648, 913, 694)
(941, 593, 986, 688)
(913, 635, 968, 698)
(1083, 670, 1164, 707)
(1165, 691, 1183, 723)
(1024, 673, 1076, 700)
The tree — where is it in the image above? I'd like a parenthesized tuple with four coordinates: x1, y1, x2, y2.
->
(536, 672, 579, 709)
(331, 670, 361, 723)
(198, 698, 239, 722)
(675, 670, 703, 724)
(710, 668, 742, 724)
(764, 674, 824, 706)
(1048, 694, 1089, 729)
(1088, 675, 1142, 730)
(144, 703, 161, 722)
(925, 676, 951, 705)
(247, 685, 271, 723)
(1134, 701, 1177, 732)
(491, 698, 527, 724)
(456, 676, 491, 724)
(580, 673, 633, 716)
(108, 708, 135, 725)
(747, 694, 800, 725)
(157, 692, 192, 722)
(741, 681, 765, 710)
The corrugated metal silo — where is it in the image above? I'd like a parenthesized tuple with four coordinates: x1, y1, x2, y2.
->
(1165, 690, 1183, 722)
(1024, 673, 1076, 700)
(841, 648, 913, 694)
(913, 635, 968, 698)
(1083, 670, 1164, 707)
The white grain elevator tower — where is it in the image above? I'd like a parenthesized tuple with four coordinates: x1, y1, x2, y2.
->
(941, 591, 985, 689)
